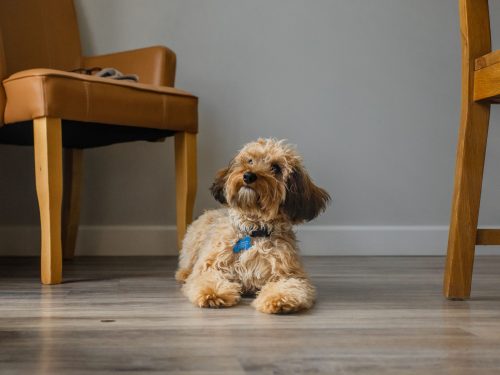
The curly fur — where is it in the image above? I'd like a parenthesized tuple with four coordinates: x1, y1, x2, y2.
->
(176, 138, 330, 314)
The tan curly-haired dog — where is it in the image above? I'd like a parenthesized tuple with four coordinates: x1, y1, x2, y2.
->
(175, 139, 330, 314)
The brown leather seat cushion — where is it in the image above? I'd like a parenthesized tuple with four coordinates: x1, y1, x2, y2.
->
(2, 69, 198, 132)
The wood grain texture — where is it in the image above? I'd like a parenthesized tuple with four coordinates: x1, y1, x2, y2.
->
(1, 256, 500, 374)
(62, 148, 83, 259)
(33, 117, 63, 285)
(174, 131, 197, 250)
(444, 0, 492, 300)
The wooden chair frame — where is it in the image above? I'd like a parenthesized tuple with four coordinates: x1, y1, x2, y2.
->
(34, 117, 196, 284)
(444, 0, 498, 299)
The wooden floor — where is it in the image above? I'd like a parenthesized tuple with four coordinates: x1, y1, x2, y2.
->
(2, 256, 500, 374)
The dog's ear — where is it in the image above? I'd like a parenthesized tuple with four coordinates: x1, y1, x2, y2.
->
(210, 166, 230, 204)
(282, 166, 330, 223)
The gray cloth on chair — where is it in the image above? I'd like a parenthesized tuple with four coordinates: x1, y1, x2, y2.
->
(95, 67, 139, 82)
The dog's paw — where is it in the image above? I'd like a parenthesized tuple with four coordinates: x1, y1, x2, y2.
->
(252, 279, 315, 314)
(196, 286, 241, 308)
(253, 293, 301, 314)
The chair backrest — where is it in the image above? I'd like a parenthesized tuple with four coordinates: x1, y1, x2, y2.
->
(0, 0, 82, 125)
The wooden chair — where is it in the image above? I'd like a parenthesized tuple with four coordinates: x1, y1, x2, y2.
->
(0, 0, 197, 284)
(444, 0, 500, 299)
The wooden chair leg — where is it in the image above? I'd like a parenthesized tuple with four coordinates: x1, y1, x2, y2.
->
(444, 102, 490, 299)
(33, 117, 63, 285)
(174, 132, 197, 250)
(62, 149, 83, 259)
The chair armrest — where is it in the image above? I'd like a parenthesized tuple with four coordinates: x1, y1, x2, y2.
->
(82, 46, 176, 87)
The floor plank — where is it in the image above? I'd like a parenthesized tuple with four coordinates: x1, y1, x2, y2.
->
(1, 256, 500, 374)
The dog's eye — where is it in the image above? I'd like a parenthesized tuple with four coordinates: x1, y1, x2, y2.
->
(271, 163, 282, 175)
(248, 159, 253, 165)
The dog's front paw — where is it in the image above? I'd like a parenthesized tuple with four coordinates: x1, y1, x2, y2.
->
(196, 285, 241, 308)
(182, 272, 242, 309)
(252, 278, 315, 314)
(253, 293, 299, 314)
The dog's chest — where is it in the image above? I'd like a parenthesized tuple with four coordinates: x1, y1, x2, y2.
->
(232, 238, 273, 291)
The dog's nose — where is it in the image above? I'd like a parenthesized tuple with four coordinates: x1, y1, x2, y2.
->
(243, 172, 257, 184)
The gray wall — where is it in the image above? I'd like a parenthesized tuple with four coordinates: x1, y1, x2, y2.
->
(2, 1, 500, 253)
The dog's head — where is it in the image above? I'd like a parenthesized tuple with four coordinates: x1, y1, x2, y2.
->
(210, 138, 330, 223)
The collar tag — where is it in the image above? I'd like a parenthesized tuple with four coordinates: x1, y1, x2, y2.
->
(233, 236, 252, 253)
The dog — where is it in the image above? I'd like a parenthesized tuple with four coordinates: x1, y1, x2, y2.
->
(175, 138, 330, 313)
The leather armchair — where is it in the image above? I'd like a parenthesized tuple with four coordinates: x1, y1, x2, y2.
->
(0, 0, 198, 284)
